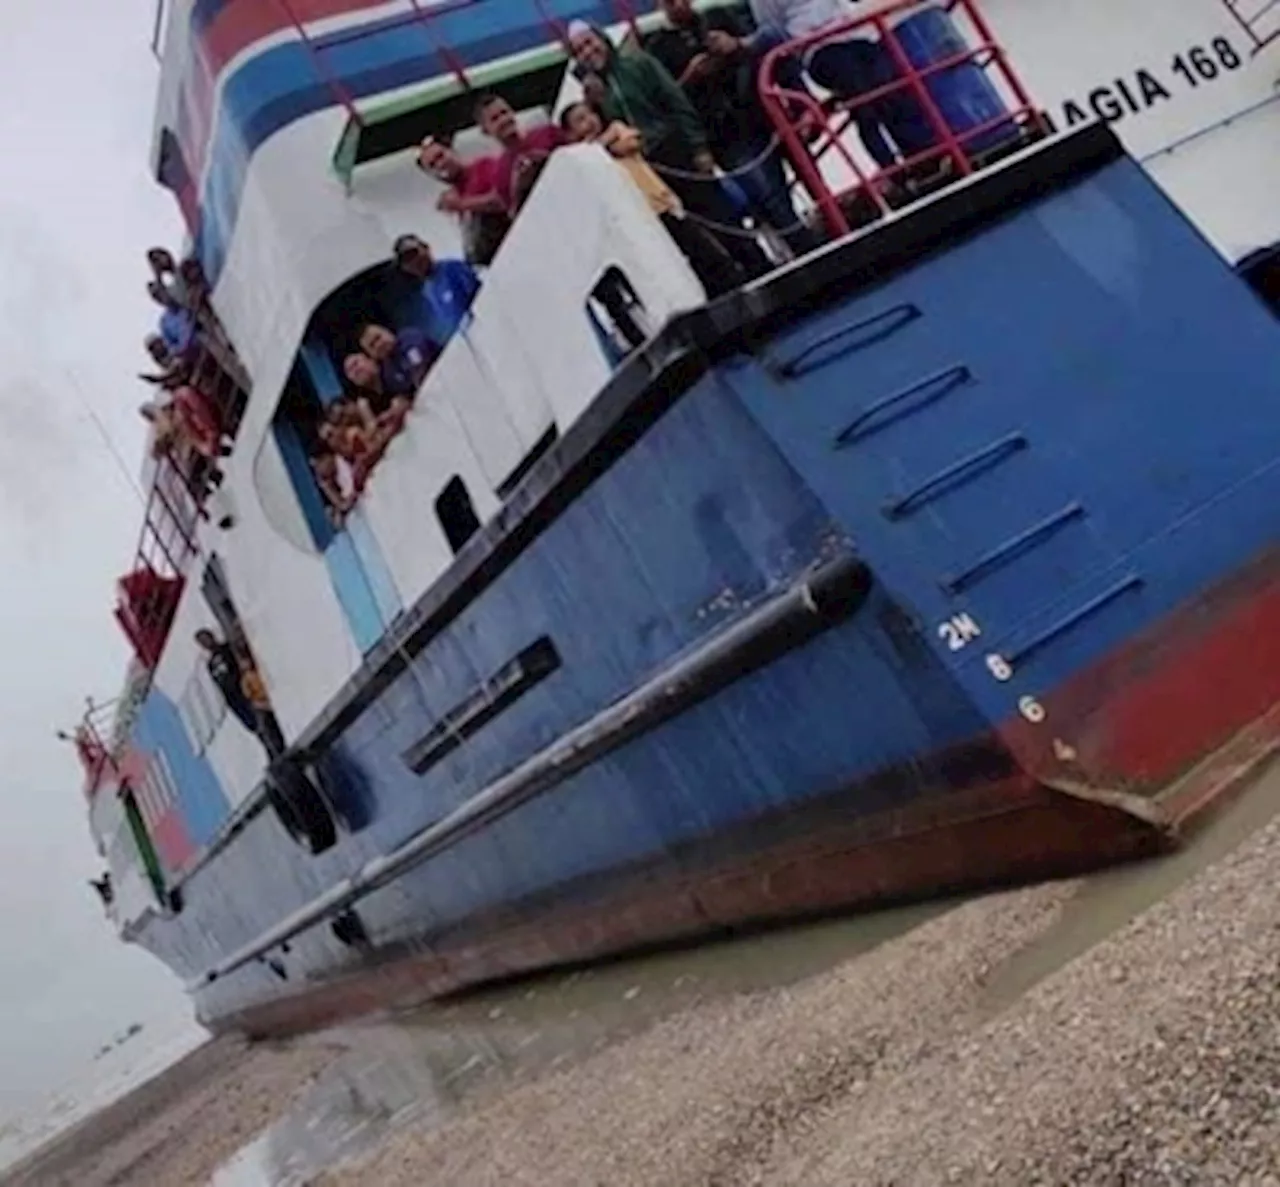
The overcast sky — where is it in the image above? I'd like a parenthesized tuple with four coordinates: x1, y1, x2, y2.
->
(0, 0, 197, 1119)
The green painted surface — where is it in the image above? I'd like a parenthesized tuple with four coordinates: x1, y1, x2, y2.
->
(123, 791, 166, 900)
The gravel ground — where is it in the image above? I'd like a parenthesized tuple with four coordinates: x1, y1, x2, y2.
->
(12, 781, 1280, 1186)
(324, 809, 1280, 1187)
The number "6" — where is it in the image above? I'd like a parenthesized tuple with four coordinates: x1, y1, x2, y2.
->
(1018, 695, 1047, 724)
(986, 653, 1013, 682)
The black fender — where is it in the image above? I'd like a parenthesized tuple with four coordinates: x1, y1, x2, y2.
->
(265, 757, 337, 854)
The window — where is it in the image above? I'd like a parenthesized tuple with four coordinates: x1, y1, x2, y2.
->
(586, 265, 654, 365)
(268, 257, 484, 544)
(178, 661, 225, 754)
(436, 475, 481, 553)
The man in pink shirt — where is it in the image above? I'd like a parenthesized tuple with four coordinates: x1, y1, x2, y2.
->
(473, 93, 565, 214)
(418, 135, 510, 264)
(418, 136, 501, 212)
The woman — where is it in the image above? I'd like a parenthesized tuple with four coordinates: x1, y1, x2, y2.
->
(141, 365, 224, 458)
(560, 101, 743, 297)
(568, 21, 770, 280)
(318, 396, 403, 493)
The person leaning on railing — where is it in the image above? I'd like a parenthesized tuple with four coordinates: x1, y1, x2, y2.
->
(391, 234, 482, 350)
(417, 136, 511, 266)
(645, 0, 820, 255)
(560, 101, 743, 297)
(567, 20, 770, 282)
(473, 92, 566, 216)
(741, 0, 939, 172)
(139, 366, 227, 497)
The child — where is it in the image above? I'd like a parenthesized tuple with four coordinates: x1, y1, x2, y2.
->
(311, 447, 356, 526)
(559, 101, 743, 298)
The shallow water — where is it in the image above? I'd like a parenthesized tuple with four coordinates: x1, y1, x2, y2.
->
(980, 755, 1280, 1014)
(209, 760, 1280, 1185)
(0, 1013, 207, 1176)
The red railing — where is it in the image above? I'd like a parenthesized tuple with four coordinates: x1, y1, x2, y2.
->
(64, 699, 120, 799)
(759, 0, 1045, 239)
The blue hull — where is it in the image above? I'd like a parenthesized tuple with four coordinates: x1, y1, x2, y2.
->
(131, 129, 1280, 1029)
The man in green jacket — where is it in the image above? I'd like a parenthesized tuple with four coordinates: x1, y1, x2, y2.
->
(569, 20, 769, 281)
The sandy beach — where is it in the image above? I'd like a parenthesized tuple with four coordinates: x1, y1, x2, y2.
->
(9, 764, 1280, 1187)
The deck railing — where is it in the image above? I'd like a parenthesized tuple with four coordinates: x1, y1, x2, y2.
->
(759, 0, 1046, 240)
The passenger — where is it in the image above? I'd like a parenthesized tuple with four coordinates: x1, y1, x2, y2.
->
(194, 628, 259, 734)
(343, 326, 432, 414)
(143, 334, 171, 368)
(170, 379, 224, 462)
(391, 235, 482, 349)
(146, 247, 187, 306)
(174, 256, 249, 389)
(646, 0, 819, 255)
(194, 629, 284, 756)
(148, 280, 198, 359)
(338, 355, 408, 441)
(139, 334, 182, 386)
(739, 0, 939, 172)
(567, 21, 770, 280)
(238, 653, 286, 757)
(139, 400, 182, 460)
(318, 399, 372, 463)
(473, 93, 565, 214)
(318, 397, 400, 490)
(417, 136, 510, 266)
(311, 447, 356, 526)
(141, 373, 226, 504)
(560, 102, 742, 297)
(178, 257, 209, 306)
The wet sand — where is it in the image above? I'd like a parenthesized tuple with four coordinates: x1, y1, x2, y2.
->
(11, 761, 1280, 1186)
(326, 760, 1280, 1186)
(0, 1038, 343, 1187)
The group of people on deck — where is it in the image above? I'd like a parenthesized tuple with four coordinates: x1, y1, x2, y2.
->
(419, 0, 943, 293)
(139, 0, 942, 531)
(310, 236, 483, 524)
(137, 247, 249, 523)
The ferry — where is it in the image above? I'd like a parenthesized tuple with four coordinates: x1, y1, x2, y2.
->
(70, 0, 1280, 1034)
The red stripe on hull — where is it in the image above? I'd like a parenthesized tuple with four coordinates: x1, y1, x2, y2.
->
(153, 811, 197, 875)
(1002, 547, 1280, 792)
(202, 0, 388, 78)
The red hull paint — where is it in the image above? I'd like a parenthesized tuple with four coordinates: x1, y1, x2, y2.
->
(205, 555, 1280, 1038)
(1002, 547, 1280, 794)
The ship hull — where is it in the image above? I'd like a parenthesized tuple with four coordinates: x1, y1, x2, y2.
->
(126, 129, 1280, 1033)
(134, 547, 1280, 1036)
(184, 546, 1280, 1037)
